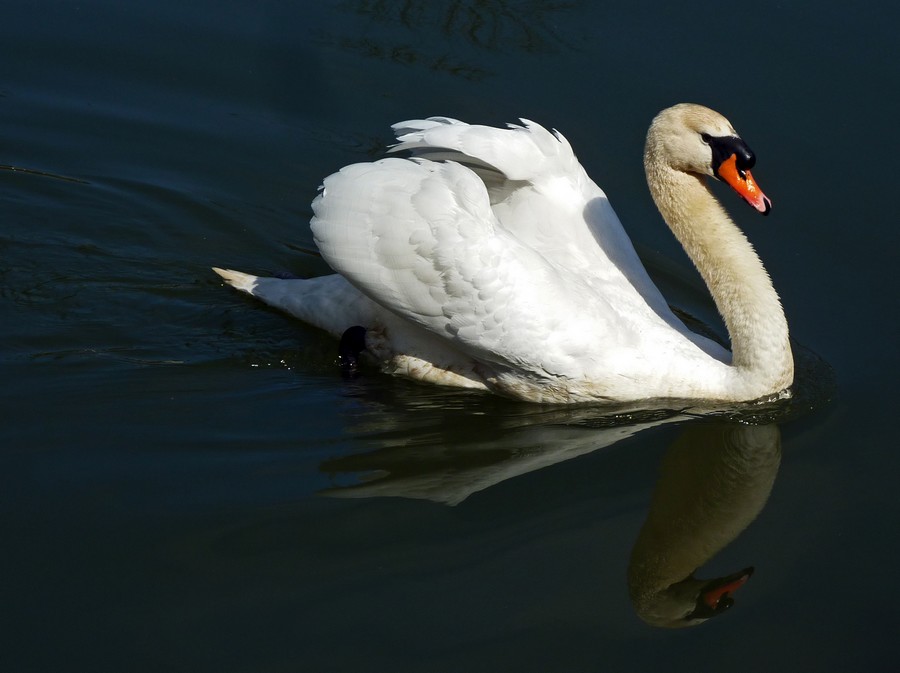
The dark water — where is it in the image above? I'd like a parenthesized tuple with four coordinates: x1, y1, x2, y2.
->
(2, 1, 898, 671)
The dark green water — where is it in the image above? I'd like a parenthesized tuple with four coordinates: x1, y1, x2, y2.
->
(2, 1, 898, 671)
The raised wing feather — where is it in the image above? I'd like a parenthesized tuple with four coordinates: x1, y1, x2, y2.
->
(388, 118, 676, 320)
(391, 117, 579, 182)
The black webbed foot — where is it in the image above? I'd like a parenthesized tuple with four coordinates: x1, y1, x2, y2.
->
(338, 326, 367, 375)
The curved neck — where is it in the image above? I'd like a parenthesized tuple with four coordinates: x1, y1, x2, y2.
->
(644, 157, 793, 399)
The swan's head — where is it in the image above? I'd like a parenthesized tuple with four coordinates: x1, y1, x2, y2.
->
(646, 103, 772, 215)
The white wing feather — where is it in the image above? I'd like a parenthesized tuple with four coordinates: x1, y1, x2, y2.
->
(311, 158, 578, 376)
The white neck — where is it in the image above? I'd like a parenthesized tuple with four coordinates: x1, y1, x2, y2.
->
(644, 158, 793, 400)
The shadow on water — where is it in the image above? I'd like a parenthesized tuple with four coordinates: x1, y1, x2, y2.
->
(316, 342, 833, 628)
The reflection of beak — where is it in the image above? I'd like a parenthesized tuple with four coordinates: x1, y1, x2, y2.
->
(685, 566, 754, 621)
(700, 567, 754, 611)
(717, 154, 772, 215)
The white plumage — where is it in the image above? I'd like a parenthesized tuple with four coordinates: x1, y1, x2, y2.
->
(215, 105, 793, 404)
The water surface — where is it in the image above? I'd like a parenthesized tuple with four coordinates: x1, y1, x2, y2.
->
(2, 2, 898, 671)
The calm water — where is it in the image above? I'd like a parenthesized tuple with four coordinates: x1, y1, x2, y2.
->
(2, 1, 898, 671)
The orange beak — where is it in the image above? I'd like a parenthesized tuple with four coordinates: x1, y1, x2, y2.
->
(717, 154, 772, 215)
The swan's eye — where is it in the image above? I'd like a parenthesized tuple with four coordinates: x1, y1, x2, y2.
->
(700, 133, 712, 144)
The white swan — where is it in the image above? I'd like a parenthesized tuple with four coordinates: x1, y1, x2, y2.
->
(214, 103, 793, 404)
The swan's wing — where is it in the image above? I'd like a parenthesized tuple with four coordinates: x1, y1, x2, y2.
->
(390, 118, 677, 323)
(311, 157, 619, 380)
(390, 118, 591, 245)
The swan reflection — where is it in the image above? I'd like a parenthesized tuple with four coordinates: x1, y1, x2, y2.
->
(320, 403, 781, 628)
(627, 422, 780, 627)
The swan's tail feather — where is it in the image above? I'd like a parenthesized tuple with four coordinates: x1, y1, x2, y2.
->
(212, 267, 377, 338)
(212, 267, 259, 295)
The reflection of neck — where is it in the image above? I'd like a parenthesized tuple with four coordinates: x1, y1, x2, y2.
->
(627, 423, 781, 625)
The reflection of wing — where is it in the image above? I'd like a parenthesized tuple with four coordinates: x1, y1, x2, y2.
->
(321, 412, 685, 506)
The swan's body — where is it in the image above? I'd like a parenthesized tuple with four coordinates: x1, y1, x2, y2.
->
(215, 104, 792, 404)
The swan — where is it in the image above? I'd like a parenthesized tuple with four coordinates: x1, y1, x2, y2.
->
(214, 103, 793, 404)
